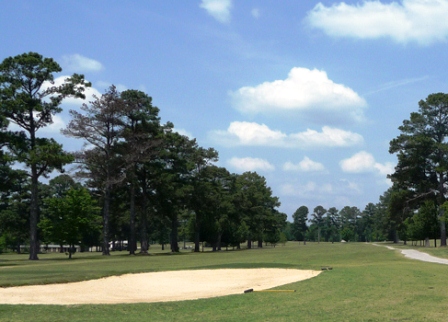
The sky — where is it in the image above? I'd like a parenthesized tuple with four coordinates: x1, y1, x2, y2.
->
(2, 0, 448, 220)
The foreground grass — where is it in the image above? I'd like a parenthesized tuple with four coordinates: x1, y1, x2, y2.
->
(1, 242, 448, 321)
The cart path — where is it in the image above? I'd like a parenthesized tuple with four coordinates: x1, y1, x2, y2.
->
(373, 243, 448, 265)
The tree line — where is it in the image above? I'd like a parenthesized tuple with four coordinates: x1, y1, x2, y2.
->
(0, 52, 286, 259)
(2, 52, 447, 259)
(288, 93, 448, 248)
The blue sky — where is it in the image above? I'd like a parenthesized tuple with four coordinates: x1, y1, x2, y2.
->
(2, 0, 448, 219)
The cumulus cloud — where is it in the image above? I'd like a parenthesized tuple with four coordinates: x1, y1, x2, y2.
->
(231, 67, 366, 122)
(210, 121, 363, 148)
(281, 179, 362, 199)
(340, 151, 395, 177)
(227, 157, 275, 172)
(290, 126, 364, 148)
(61, 54, 104, 72)
(283, 157, 325, 172)
(306, 0, 448, 45)
(200, 0, 232, 23)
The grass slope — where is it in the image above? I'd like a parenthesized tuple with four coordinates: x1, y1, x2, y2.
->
(1, 242, 448, 321)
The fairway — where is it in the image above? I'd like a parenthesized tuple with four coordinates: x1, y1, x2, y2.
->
(2, 242, 448, 322)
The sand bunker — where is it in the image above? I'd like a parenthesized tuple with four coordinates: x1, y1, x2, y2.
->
(0, 268, 321, 305)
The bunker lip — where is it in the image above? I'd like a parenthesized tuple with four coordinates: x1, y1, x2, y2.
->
(0, 268, 321, 305)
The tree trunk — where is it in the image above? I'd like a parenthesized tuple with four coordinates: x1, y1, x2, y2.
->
(194, 217, 200, 252)
(217, 232, 222, 251)
(29, 165, 39, 260)
(102, 184, 111, 255)
(439, 214, 447, 247)
(258, 238, 263, 248)
(140, 179, 149, 254)
(393, 229, 399, 243)
(247, 236, 252, 249)
(170, 216, 179, 252)
(129, 179, 136, 255)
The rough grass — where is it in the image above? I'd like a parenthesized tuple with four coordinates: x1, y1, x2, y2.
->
(1, 242, 448, 321)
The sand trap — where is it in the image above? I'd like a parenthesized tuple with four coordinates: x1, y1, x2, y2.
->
(0, 268, 321, 305)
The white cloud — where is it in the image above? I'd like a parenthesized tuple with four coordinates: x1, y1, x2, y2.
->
(340, 151, 395, 178)
(231, 67, 366, 122)
(340, 179, 362, 194)
(340, 151, 376, 173)
(61, 54, 104, 72)
(283, 157, 325, 172)
(281, 179, 362, 199)
(227, 157, 275, 172)
(281, 181, 334, 197)
(306, 0, 448, 45)
(8, 114, 65, 135)
(200, 0, 232, 23)
(212, 121, 286, 146)
(210, 121, 363, 148)
(173, 128, 194, 138)
(374, 162, 396, 177)
(251, 8, 261, 18)
(42, 76, 102, 106)
(290, 126, 364, 148)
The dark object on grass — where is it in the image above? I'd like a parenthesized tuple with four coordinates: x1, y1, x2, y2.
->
(321, 266, 333, 270)
(244, 289, 296, 293)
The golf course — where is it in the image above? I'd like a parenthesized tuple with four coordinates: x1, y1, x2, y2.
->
(1, 242, 448, 321)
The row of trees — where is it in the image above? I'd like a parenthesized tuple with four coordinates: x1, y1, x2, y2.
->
(287, 93, 448, 247)
(0, 52, 286, 259)
(1, 52, 446, 259)
(290, 203, 387, 244)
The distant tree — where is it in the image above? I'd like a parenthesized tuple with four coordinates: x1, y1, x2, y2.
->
(407, 200, 439, 247)
(339, 206, 361, 241)
(235, 172, 281, 249)
(360, 203, 376, 242)
(47, 174, 81, 198)
(39, 187, 101, 259)
(189, 146, 219, 252)
(292, 206, 308, 244)
(120, 89, 164, 255)
(0, 170, 29, 252)
(63, 86, 126, 255)
(324, 207, 340, 243)
(311, 206, 326, 243)
(0, 52, 90, 259)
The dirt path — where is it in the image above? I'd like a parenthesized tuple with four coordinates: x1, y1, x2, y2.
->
(0, 268, 321, 305)
(373, 243, 448, 265)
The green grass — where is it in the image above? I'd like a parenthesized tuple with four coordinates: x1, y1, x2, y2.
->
(1, 242, 448, 321)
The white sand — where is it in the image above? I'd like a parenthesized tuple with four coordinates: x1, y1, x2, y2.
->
(0, 268, 321, 305)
